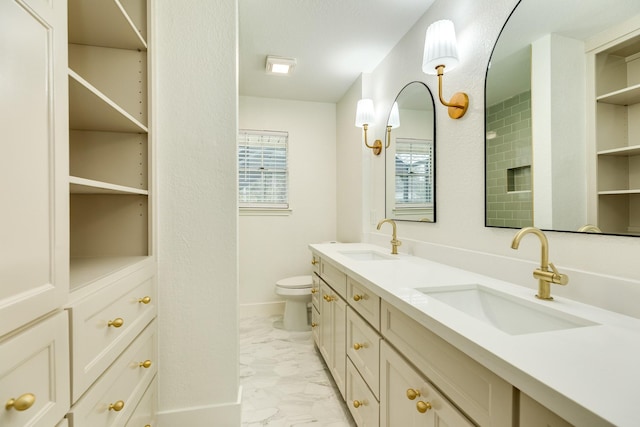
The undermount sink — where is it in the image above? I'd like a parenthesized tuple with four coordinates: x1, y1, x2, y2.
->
(338, 250, 398, 261)
(417, 284, 598, 335)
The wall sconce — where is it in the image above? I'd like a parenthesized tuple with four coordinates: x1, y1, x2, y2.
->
(422, 19, 469, 119)
(386, 101, 400, 146)
(355, 99, 383, 155)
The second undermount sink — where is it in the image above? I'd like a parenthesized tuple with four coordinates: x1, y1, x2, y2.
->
(338, 250, 398, 261)
(417, 284, 598, 335)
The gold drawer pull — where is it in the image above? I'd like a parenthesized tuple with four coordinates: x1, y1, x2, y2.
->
(353, 343, 365, 350)
(109, 400, 125, 411)
(310, 288, 318, 294)
(353, 400, 365, 408)
(406, 388, 421, 400)
(311, 322, 318, 328)
(416, 401, 432, 413)
(5, 393, 36, 411)
(353, 294, 363, 301)
(139, 360, 152, 369)
(311, 258, 318, 265)
(138, 296, 151, 304)
(323, 294, 334, 302)
(108, 318, 124, 328)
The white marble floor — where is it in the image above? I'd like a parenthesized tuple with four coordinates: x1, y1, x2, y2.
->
(240, 315, 356, 427)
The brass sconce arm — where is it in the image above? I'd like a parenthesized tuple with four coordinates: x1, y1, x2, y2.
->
(435, 65, 469, 119)
(362, 124, 383, 155)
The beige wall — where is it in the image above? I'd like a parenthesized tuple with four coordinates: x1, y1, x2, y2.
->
(238, 96, 337, 311)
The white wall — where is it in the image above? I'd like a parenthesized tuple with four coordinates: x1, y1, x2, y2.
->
(155, 0, 240, 425)
(347, 0, 640, 317)
(238, 96, 337, 312)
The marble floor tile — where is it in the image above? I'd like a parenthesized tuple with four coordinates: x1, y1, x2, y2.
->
(240, 315, 356, 427)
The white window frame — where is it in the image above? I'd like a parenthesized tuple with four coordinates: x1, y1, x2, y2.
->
(394, 137, 434, 210)
(238, 129, 290, 214)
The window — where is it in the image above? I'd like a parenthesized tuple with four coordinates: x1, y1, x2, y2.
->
(238, 129, 289, 210)
(395, 138, 433, 207)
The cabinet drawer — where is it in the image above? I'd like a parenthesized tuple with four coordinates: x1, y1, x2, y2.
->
(381, 301, 513, 427)
(68, 321, 157, 427)
(320, 259, 346, 298)
(311, 273, 321, 309)
(125, 376, 157, 427)
(0, 311, 70, 427)
(346, 359, 379, 427)
(346, 308, 381, 399)
(348, 277, 380, 330)
(380, 341, 473, 427)
(68, 265, 156, 402)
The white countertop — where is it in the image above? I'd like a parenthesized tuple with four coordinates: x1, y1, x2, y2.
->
(309, 242, 640, 427)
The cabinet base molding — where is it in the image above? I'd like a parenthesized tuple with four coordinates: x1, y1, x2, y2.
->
(156, 387, 242, 427)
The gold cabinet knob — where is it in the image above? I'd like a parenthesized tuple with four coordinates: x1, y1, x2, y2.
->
(353, 400, 365, 408)
(310, 288, 318, 294)
(311, 258, 318, 265)
(353, 343, 365, 350)
(353, 294, 363, 301)
(139, 359, 152, 369)
(323, 294, 334, 302)
(109, 400, 125, 411)
(138, 296, 151, 304)
(5, 393, 36, 411)
(107, 317, 124, 328)
(406, 388, 421, 400)
(311, 322, 318, 328)
(416, 401, 432, 413)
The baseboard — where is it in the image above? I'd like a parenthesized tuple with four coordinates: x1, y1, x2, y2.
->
(157, 386, 242, 426)
(239, 301, 285, 318)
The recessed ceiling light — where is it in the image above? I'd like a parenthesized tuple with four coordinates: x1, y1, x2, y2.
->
(266, 56, 296, 75)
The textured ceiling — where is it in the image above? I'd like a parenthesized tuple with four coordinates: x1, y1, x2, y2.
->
(239, 0, 435, 103)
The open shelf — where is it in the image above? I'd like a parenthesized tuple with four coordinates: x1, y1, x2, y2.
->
(598, 189, 640, 195)
(597, 83, 640, 105)
(598, 144, 640, 156)
(69, 69, 148, 133)
(70, 256, 150, 291)
(70, 176, 148, 195)
(68, 0, 146, 50)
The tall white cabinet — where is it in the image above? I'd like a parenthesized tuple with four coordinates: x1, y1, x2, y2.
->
(1, 0, 157, 426)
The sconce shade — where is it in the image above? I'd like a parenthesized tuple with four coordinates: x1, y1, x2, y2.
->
(388, 102, 400, 129)
(355, 99, 375, 127)
(422, 19, 459, 75)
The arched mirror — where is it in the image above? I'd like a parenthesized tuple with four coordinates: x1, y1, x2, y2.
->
(385, 81, 436, 222)
(485, 0, 640, 236)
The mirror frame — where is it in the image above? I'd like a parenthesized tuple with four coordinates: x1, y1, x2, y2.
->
(385, 81, 437, 223)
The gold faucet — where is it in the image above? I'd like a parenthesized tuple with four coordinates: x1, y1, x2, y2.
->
(577, 224, 601, 233)
(510, 227, 568, 300)
(377, 218, 401, 255)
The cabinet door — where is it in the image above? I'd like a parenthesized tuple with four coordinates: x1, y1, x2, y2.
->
(0, 0, 68, 336)
(319, 280, 347, 399)
(319, 281, 332, 363)
(380, 341, 473, 427)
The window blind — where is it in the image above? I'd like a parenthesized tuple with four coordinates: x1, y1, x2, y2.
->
(395, 138, 433, 206)
(238, 130, 289, 208)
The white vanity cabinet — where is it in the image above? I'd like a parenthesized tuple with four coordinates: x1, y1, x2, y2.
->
(319, 278, 347, 398)
(380, 341, 473, 427)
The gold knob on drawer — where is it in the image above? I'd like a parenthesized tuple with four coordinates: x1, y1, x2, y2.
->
(406, 388, 421, 400)
(5, 393, 36, 411)
(107, 318, 124, 328)
(109, 400, 125, 411)
(139, 360, 152, 369)
(138, 296, 151, 304)
(311, 258, 318, 265)
(416, 401, 432, 413)
(311, 322, 318, 328)
(353, 294, 363, 301)
(353, 343, 365, 350)
(310, 288, 318, 294)
(353, 400, 365, 408)
(323, 295, 333, 302)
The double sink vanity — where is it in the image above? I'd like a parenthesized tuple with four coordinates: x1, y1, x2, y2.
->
(309, 241, 640, 426)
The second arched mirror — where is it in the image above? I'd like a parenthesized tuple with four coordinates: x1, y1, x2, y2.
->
(384, 81, 436, 222)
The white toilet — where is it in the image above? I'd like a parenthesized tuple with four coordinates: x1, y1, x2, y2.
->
(275, 275, 313, 331)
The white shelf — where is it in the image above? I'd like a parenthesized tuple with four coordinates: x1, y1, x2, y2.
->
(597, 83, 640, 105)
(70, 176, 148, 195)
(597, 144, 640, 156)
(70, 256, 149, 291)
(598, 189, 640, 195)
(68, 0, 146, 50)
(69, 69, 148, 133)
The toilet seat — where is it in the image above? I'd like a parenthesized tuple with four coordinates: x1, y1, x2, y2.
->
(276, 275, 312, 289)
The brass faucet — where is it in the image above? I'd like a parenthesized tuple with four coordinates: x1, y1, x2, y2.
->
(510, 227, 568, 300)
(377, 218, 401, 255)
(577, 224, 602, 233)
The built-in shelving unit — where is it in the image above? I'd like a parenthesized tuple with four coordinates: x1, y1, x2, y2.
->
(594, 30, 640, 234)
(68, 0, 151, 291)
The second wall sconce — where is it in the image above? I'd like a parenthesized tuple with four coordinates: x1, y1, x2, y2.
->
(422, 19, 469, 119)
(355, 98, 383, 155)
